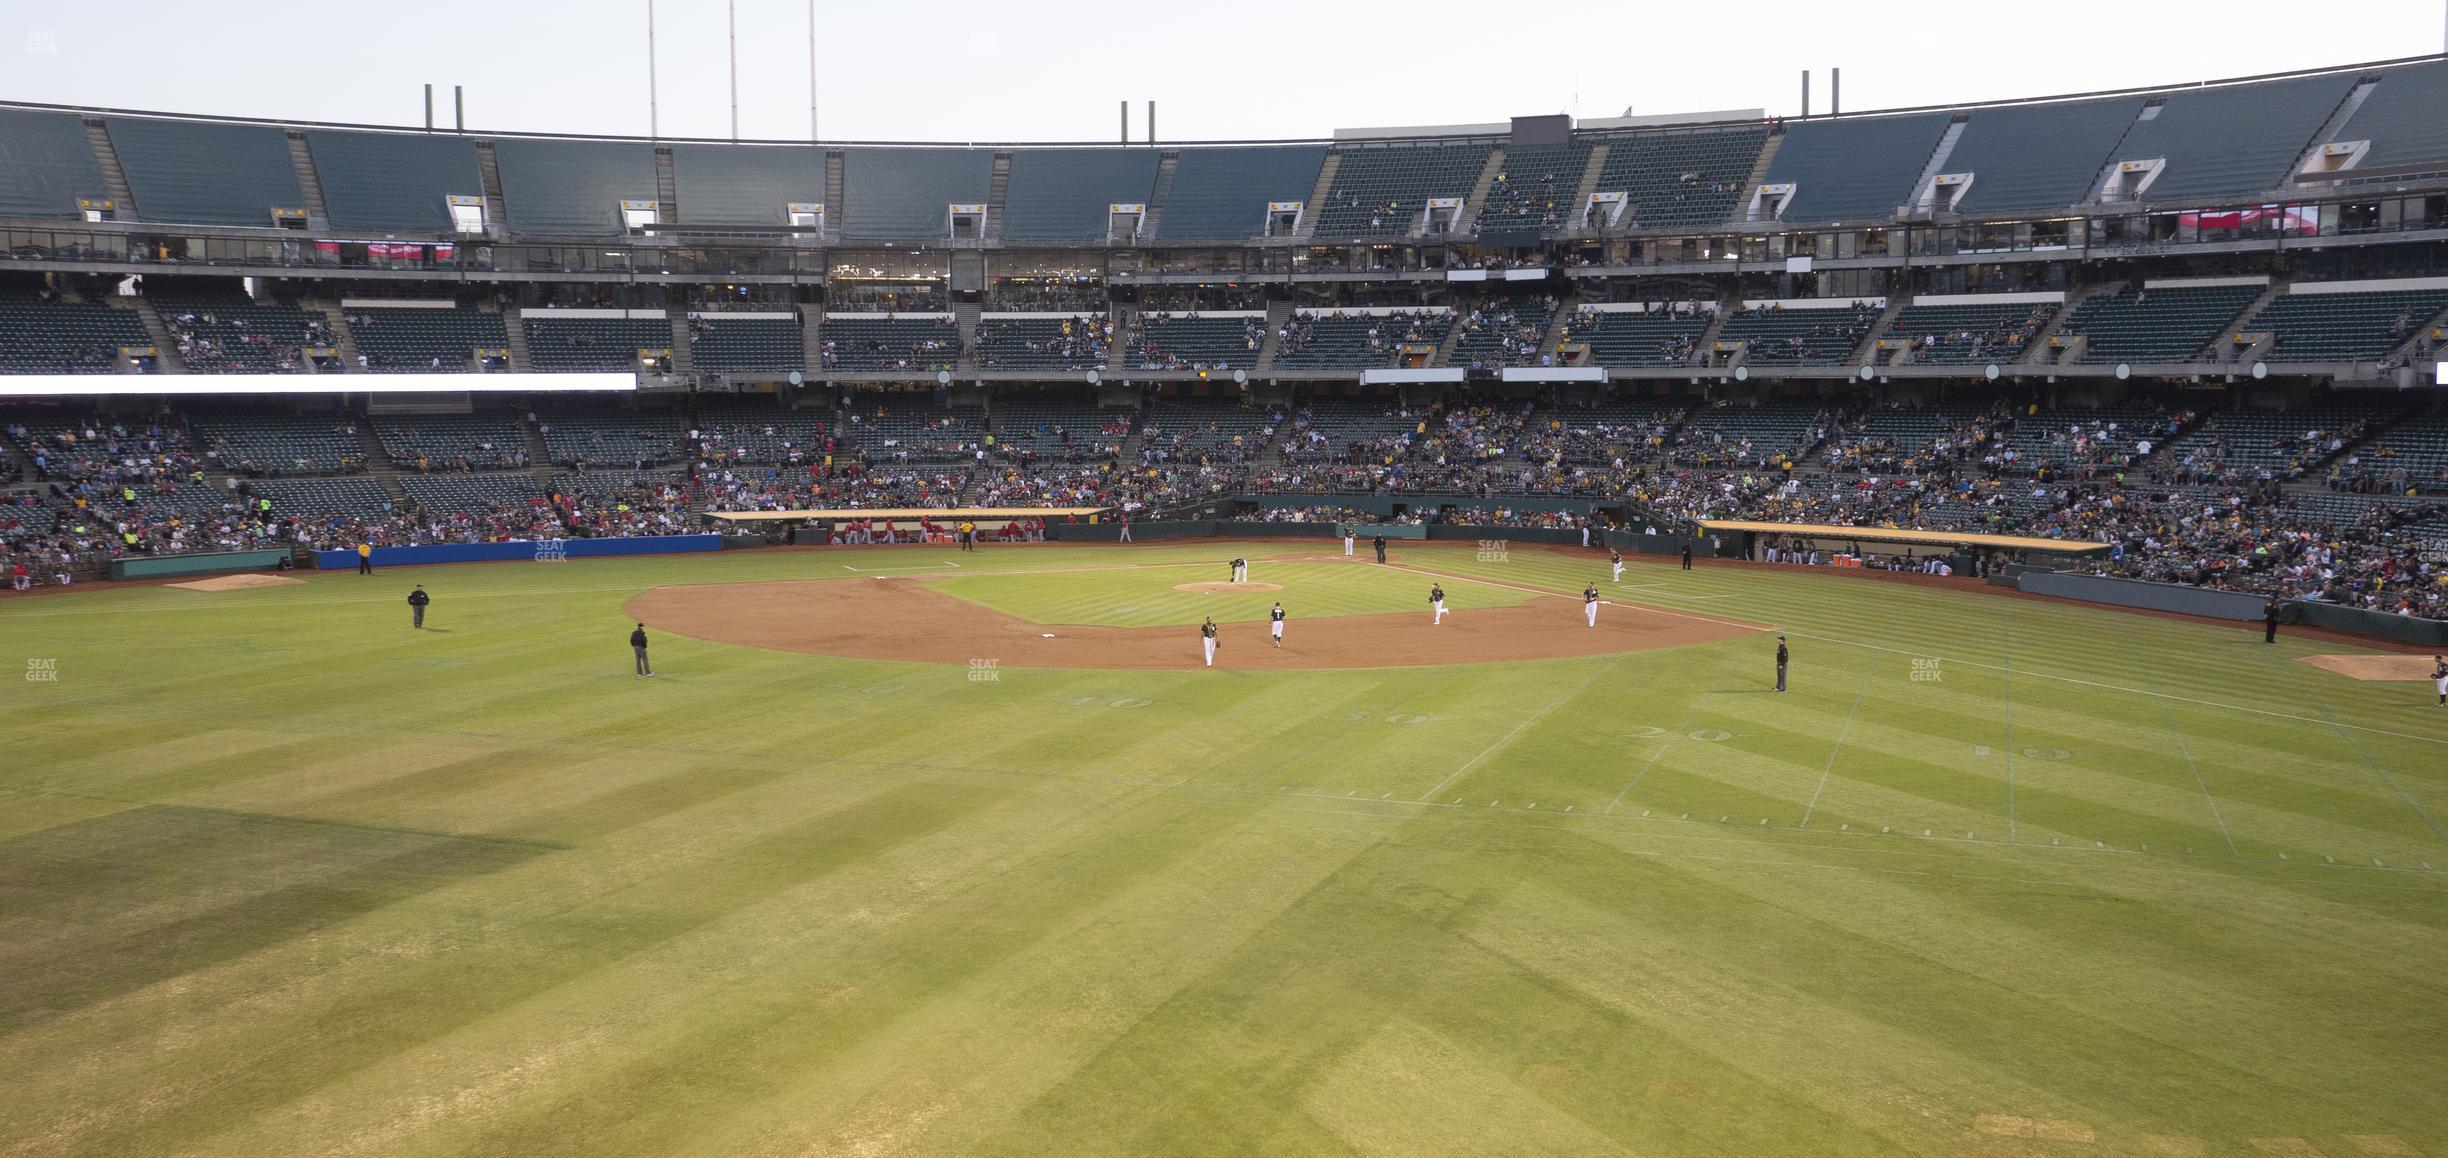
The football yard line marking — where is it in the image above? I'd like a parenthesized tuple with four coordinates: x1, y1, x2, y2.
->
(1799, 604, 1902, 829)
(2124, 632, 2240, 855)
(1416, 656, 1623, 802)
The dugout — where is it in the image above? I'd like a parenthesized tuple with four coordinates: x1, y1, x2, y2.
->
(1695, 520, 2111, 574)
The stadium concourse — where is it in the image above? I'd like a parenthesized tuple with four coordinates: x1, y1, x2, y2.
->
(0, 53, 2445, 625)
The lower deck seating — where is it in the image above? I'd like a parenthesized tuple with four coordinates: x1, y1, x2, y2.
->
(241, 476, 394, 516)
(376, 413, 533, 471)
(534, 407, 689, 467)
(2060, 284, 2261, 363)
(345, 307, 509, 372)
(154, 295, 329, 373)
(0, 297, 153, 374)
(973, 315, 1111, 370)
(819, 317, 959, 371)
(190, 411, 366, 475)
(524, 315, 676, 372)
(1126, 314, 1262, 370)
(689, 315, 806, 372)
(1564, 309, 1710, 367)
(1272, 311, 1445, 369)
(399, 472, 545, 510)
(1716, 304, 1879, 365)
(1883, 301, 2055, 365)
(2247, 287, 2448, 362)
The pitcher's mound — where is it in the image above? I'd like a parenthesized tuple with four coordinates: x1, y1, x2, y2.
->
(2301, 654, 2440, 681)
(167, 573, 304, 592)
(1174, 581, 1283, 594)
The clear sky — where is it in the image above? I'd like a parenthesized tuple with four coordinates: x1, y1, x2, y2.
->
(7, 0, 2445, 142)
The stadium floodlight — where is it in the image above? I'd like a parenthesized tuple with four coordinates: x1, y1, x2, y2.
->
(0, 373, 636, 397)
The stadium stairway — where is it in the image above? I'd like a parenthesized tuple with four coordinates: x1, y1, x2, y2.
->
(954, 300, 981, 366)
(1567, 143, 1609, 233)
(2384, 297, 2448, 366)
(352, 422, 411, 506)
(801, 305, 823, 368)
(1293, 153, 1340, 240)
(1431, 311, 1466, 367)
(1735, 133, 1783, 220)
(1851, 298, 1910, 366)
(475, 142, 509, 239)
(1534, 290, 1581, 364)
(822, 151, 845, 244)
(2031, 282, 2123, 365)
(499, 308, 534, 371)
(83, 118, 138, 218)
(1255, 301, 1292, 371)
(1457, 148, 1507, 237)
(1140, 151, 1179, 239)
(2216, 281, 2290, 364)
(285, 131, 331, 228)
(130, 297, 187, 374)
(654, 147, 679, 224)
(519, 416, 555, 489)
(1105, 305, 1135, 374)
(984, 153, 1012, 242)
(1694, 303, 1734, 360)
(312, 299, 364, 369)
(665, 307, 695, 374)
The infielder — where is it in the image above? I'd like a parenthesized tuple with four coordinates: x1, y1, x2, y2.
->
(1584, 583, 1600, 627)
(1231, 556, 1249, 583)
(2433, 654, 2447, 706)
(1270, 602, 1286, 646)
(1344, 528, 1355, 556)
(1430, 583, 1448, 624)
(1610, 549, 1624, 583)
(1201, 617, 1220, 667)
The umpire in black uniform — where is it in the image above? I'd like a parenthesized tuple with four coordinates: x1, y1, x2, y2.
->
(2263, 599, 2281, 644)
(1680, 542, 1693, 570)
(1774, 635, 1789, 692)
(1372, 533, 1387, 563)
(631, 622, 653, 676)
(407, 584, 430, 629)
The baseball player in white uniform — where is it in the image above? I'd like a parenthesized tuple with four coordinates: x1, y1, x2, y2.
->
(1430, 583, 1448, 624)
(1610, 549, 1624, 583)
(1585, 583, 1600, 627)
(2433, 654, 2447, 706)
(1230, 556, 1249, 583)
(1344, 528, 1355, 556)
(1201, 617, 1219, 667)
(1270, 602, 1285, 646)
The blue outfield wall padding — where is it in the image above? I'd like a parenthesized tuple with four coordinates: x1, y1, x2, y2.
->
(312, 534, 721, 570)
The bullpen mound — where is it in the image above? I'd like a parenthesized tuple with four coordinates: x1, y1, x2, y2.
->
(628, 577, 1761, 671)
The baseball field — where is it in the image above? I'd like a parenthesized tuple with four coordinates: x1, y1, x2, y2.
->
(3, 539, 2444, 1156)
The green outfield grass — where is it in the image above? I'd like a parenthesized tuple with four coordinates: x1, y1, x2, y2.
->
(3, 540, 2445, 1156)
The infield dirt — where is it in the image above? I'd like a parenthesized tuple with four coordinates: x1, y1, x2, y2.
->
(628, 574, 1762, 670)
